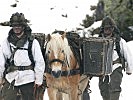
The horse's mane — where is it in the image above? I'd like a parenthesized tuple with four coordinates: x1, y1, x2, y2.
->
(46, 33, 73, 67)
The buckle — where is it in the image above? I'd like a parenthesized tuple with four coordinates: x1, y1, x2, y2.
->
(19, 66, 25, 70)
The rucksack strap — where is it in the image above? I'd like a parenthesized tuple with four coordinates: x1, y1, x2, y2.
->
(28, 37, 35, 67)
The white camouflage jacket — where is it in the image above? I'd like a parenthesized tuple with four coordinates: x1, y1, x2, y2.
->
(0, 38, 45, 86)
(113, 38, 133, 73)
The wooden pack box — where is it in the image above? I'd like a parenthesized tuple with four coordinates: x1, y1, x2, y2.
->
(82, 37, 114, 76)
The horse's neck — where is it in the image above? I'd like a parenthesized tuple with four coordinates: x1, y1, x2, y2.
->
(65, 47, 78, 69)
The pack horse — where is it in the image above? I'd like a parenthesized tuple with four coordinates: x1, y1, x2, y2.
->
(34, 32, 114, 100)
(44, 33, 80, 100)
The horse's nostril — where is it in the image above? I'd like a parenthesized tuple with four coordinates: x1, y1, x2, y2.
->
(51, 70, 62, 78)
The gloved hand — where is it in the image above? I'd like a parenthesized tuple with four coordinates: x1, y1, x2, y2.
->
(34, 84, 44, 100)
(34, 77, 47, 99)
(126, 72, 132, 75)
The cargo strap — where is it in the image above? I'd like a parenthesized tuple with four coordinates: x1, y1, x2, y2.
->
(6, 65, 34, 73)
(13, 65, 33, 71)
(113, 58, 120, 65)
(28, 37, 35, 67)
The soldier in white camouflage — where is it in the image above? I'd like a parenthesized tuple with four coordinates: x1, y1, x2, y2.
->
(98, 16, 133, 100)
(0, 12, 45, 100)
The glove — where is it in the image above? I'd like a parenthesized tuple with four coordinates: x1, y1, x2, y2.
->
(34, 75, 47, 99)
(34, 84, 45, 100)
(126, 72, 132, 75)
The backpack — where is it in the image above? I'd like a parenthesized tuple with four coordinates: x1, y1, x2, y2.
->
(28, 33, 47, 95)
(28, 33, 46, 66)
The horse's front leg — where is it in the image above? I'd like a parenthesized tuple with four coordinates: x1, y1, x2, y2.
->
(78, 75, 90, 100)
(56, 92, 63, 100)
(47, 87, 57, 100)
(69, 85, 79, 100)
(63, 93, 70, 100)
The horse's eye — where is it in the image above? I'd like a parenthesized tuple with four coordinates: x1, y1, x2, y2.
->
(62, 50, 64, 53)
(48, 50, 50, 53)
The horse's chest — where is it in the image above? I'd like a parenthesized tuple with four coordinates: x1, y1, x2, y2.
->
(46, 72, 80, 95)
(47, 77, 69, 87)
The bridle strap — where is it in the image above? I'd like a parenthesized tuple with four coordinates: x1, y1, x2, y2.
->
(45, 67, 80, 76)
(49, 59, 64, 65)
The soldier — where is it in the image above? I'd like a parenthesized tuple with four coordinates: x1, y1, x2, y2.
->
(98, 16, 133, 100)
(0, 12, 45, 100)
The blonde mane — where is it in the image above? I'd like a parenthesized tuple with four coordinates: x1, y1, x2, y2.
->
(46, 33, 73, 67)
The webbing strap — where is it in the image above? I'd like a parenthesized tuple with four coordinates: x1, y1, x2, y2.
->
(28, 38, 35, 67)
(45, 67, 80, 76)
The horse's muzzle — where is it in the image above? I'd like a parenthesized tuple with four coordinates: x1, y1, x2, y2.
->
(51, 70, 62, 78)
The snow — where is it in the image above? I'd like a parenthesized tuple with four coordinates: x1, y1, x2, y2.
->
(0, 0, 133, 100)
(89, 73, 133, 100)
(0, 0, 98, 33)
(43, 73, 133, 100)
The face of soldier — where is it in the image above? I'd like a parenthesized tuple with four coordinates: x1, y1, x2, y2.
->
(12, 25, 24, 37)
(103, 26, 114, 37)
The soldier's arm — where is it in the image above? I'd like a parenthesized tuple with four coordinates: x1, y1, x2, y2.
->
(120, 38, 133, 74)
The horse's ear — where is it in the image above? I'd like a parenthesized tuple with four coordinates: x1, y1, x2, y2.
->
(46, 34, 51, 41)
(61, 32, 66, 39)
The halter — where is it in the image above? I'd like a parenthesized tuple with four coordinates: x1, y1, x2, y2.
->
(45, 47, 80, 78)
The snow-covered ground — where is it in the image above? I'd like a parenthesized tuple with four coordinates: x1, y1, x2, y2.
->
(89, 73, 133, 100)
(43, 72, 133, 100)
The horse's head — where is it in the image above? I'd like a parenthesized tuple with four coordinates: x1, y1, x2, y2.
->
(45, 32, 75, 78)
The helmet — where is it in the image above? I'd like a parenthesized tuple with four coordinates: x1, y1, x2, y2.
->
(101, 16, 116, 28)
(10, 12, 28, 27)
